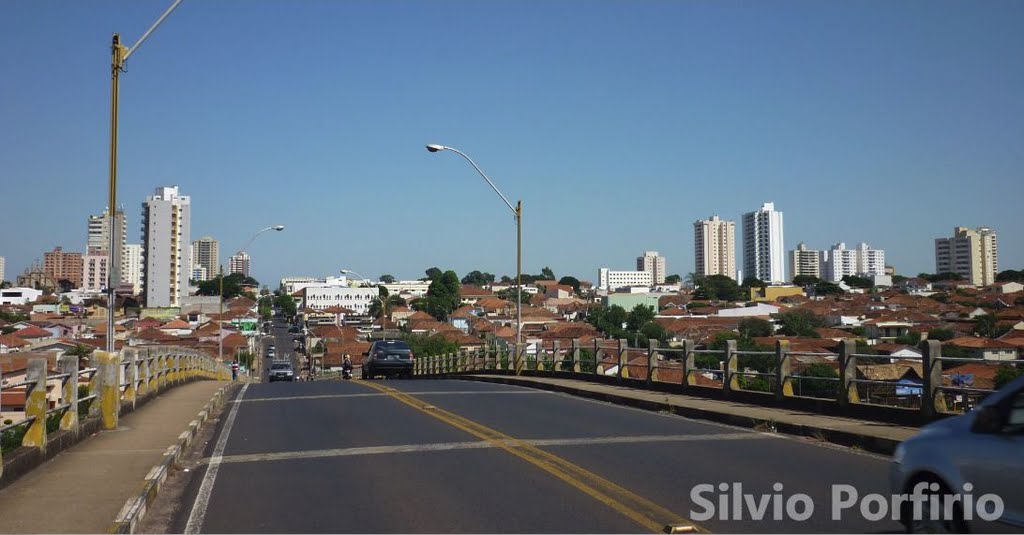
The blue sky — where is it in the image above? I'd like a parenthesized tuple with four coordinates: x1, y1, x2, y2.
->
(2, 1, 1022, 287)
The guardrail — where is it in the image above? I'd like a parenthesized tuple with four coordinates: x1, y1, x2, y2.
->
(412, 338, 1011, 424)
(1, 346, 231, 481)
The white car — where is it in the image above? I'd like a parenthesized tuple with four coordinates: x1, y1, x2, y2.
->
(890, 374, 1024, 533)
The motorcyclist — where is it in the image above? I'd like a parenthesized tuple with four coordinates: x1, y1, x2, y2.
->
(342, 354, 353, 378)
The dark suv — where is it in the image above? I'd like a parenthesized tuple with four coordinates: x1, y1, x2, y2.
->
(363, 340, 415, 379)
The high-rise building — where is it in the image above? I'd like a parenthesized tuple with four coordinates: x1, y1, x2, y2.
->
(636, 251, 667, 284)
(191, 237, 219, 281)
(81, 253, 109, 291)
(142, 186, 191, 307)
(0, 256, 5, 283)
(122, 244, 142, 295)
(742, 202, 785, 284)
(789, 242, 820, 281)
(855, 242, 886, 277)
(229, 251, 251, 277)
(821, 243, 858, 282)
(43, 247, 83, 289)
(935, 227, 998, 286)
(694, 216, 736, 280)
(87, 208, 126, 289)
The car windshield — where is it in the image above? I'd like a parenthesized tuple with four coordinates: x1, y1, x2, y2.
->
(271, 364, 290, 370)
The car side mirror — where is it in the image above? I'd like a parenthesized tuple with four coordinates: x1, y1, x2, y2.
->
(971, 405, 1004, 434)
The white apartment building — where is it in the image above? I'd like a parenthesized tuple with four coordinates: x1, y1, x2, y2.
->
(0, 287, 42, 306)
(856, 242, 886, 277)
(636, 251, 667, 285)
(142, 186, 191, 308)
(598, 267, 653, 291)
(122, 244, 142, 295)
(191, 266, 209, 282)
(935, 227, 998, 286)
(81, 253, 109, 291)
(191, 237, 219, 281)
(821, 243, 858, 282)
(381, 280, 431, 297)
(87, 208, 126, 288)
(0, 256, 5, 283)
(302, 285, 378, 314)
(742, 202, 785, 284)
(789, 242, 820, 281)
(229, 251, 251, 277)
(694, 216, 736, 280)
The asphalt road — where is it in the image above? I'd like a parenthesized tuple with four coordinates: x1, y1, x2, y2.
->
(262, 318, 302, 382)
(158, 378, 902, 534)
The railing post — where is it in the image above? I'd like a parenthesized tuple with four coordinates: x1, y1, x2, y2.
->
(646, 339, 658, 385)
(920, 340, 946, 420)
(535, 342, 546, 372)
(682, 339, 695, 387)
(551, 340, 561, 373)
(88, 354, 102, 418)
(837, 340, 858, 407)
(775, 340, 792, 400)
(617, 339, 628, 379)
(571, 338, 581, 373)
(58, 354, 80, 433)
(96, 351, 120, 430)
(122, 349, 138, 409)
(593, 339, 602, 375)
(141, 350, 152, 397)
(21, 358, 49, 451)
(514, 343, 524, 376)
(723, 339, 739, 397)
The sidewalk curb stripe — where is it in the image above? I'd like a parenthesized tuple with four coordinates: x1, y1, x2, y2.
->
(108, 382, 232, 534)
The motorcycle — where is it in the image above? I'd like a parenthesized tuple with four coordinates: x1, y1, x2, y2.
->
(342, 367, 353, 380)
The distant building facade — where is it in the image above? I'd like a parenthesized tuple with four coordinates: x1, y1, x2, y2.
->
(43, 247, 83, 289)
(694, 216, 736, 280)
(191, 237, 219, 282)
(142, 186, 191, 308)
(81, 252, 109, 291)
(122, 244, 142, 294)
(636, 251, 667, 285)
(598, 268, 653, 291)
(87, 207, 126, 289)
(742, 202, 785, 284)
(789, 242, 820, 281)
(935, 227, 998, 286)
(229, 252, 251, 277)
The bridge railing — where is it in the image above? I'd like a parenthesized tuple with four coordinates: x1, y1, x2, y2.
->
(413, 338, 1009, 423)
(1, 345, 230, 481)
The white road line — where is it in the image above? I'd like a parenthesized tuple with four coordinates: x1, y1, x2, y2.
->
(184, 382, 249, 534)
(235, 390, 548, 403)
(196, 432, 771, 465)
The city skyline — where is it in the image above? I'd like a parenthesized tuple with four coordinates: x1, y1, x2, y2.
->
(2, 2, 1022, 285)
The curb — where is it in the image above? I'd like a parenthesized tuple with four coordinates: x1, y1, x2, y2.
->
(109, 383, 236, 534)
(456, 375, 903, 456)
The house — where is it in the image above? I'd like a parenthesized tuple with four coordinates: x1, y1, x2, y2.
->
(856, 361, 923, 407)
(898, 278, 933, 295)
(872, 343, 923, 361)
(749, 286, 804, 303)
(459, 285, 494, 305)
(13, 324, 55, 343)
(944, 337, 1018, 361)
(0, 334, 30, 353)
(996, 282, 1024, 294)
(716, 303, 779, 317)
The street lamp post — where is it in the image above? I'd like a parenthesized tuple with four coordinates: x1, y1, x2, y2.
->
(219, 225, 285, 377)
(425, 144, 523, 372)
(339, 269, 387, 341)
(105, 0, 183, 353)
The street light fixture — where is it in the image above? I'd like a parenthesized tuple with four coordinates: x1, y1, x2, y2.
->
(105, 0, 183, 353)
(219, 225, 285, 376)
(425, 143, 523, 370)
(340, 269, 388, 341)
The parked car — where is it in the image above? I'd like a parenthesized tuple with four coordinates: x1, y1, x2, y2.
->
(362, 340, 415, 380)
(268, 361, 294, 382)
(890, 375, 1024, 532)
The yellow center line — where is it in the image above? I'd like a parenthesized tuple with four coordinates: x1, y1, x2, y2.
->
(360, 382, 706, 534)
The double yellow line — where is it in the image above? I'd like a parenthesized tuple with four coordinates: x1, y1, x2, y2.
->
(360, 381, 704, 534)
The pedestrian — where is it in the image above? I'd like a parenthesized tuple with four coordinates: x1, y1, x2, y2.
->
(231, 360, 239, 381)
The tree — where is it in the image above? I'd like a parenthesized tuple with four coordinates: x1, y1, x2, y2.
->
(66, 344, 94, 367)
(197, 273, 260, 300)
(842, 275, 874, 289)
(0, 280, 11, 289)
(685, 272, 706, 289)
(995, 365, 1024, 389)
(895, 330, 922, 346)
(996, 269, 1023, 283)
(626, 305, 655, 332)
(640, 322, 669, 343)
(558, 276, 581, 294)
(420, 270, 461, 320)
(57, 279, 74, 293)
(892, 275, 908, 284)
(798, 363, 839, 398)
(927, 328, 955, 342)
(739, 317, 774, 339)
(741, 276, 767, 289)
(540, 266, 555, 280)
(814, 281, 844, 296)
(275, 293, 297, 318)
(792, 275, 821, 287)
(461, 271, 495, 286)
(775, 309, 825, 337)
(693, 274, 743, 302)
(974, 314, 1002, 338)
(496, 288, 531, 304)
(665, 274, 682, 284)
(401, 333, 459, 358)
(423, 267, 443, 282)
(379, 274, 396, 284)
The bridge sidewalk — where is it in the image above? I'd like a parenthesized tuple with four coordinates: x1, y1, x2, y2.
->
(0, 379, 230, 534)
(461, 374, 917, 455)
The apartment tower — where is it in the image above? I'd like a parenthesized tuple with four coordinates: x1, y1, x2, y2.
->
(742, 202, 785, 284)
(229, 251, 251, 278)
(935, 227, 998, 286)
(694, 216, 736, 280)
(789, 242, 820, 281)
(191, 237, 219, 282)
(636, 251, 667, 284)
(142, 186, 191, 307)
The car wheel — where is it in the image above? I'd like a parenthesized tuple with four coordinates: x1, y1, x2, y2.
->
(901, 476, 966, 534)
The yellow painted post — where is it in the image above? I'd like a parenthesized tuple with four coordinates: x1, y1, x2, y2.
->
(682, 339, 696, 387)
(617, 339, 628, 379)
(157, 352, 167, 390)
(143, 351, 154, 396)
(88, 356, 101, 418)
(838, 340, 859, 407)
(723, 339, 739, 397)
(776, 340, 793, 400)
(514, 343, 524, 375)
(96, 351, 120, 430)
(552, 340, 561, 373)
(123, 348, 137, 409)
(58, 355, 79, 433)
(21, 358, 49, 451)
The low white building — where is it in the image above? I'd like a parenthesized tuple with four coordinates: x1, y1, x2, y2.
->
(301, 285, 378, 314)
(716, 303, 780, 317)
(598, 268, 653, 291)
(0, 287, 43, 305)
(380, 280, 431, 297)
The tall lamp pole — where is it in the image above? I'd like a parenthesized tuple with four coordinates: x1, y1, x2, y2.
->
(106, 0, 183, 353)
(425, 144, 522, 365)
(219, 225, 285, 375)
